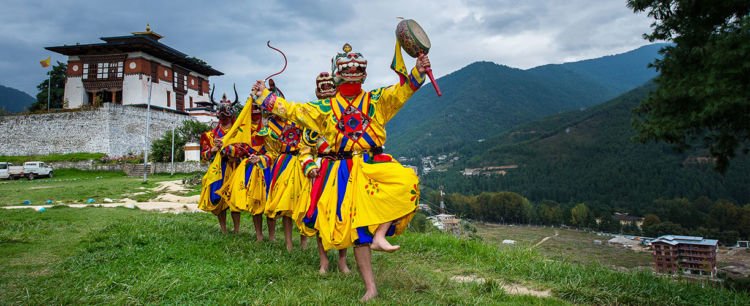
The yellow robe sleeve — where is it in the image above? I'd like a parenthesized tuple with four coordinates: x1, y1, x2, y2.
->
(257, 90, 330, 133)
(298, 144, 318, 176)
(376, 66, 425, 123)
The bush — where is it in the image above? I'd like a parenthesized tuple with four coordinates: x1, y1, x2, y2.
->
(151, 120, 211, 162)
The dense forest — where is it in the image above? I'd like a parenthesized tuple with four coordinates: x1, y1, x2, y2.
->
(422, 84, 749, 212)
(422, 190, 749, 245)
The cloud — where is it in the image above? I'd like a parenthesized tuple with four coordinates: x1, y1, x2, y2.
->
(0, 0, 653, 101)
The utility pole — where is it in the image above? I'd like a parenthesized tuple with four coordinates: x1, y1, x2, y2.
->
(143, 77, 153, 183)
(439, 185, 445, 214)
(170, 121, 175, 176)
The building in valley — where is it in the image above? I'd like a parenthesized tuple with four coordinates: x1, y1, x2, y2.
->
(45, 25, 222, 123)
(652, 235, 718, 277)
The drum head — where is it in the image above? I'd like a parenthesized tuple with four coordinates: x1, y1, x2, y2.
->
(406, 20, 431, 51)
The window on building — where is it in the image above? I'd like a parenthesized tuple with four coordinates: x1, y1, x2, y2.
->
(190, 96, 193, 108)
(173, 72, 178, 88)
(167, 91, 171, 107)
(97, 63, 108, 79)
(83, 63, 89, 79)
(183, 75, 187, 89)
(93, 61, 123, 79)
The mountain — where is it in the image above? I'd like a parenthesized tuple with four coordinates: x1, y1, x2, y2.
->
(425, 83, 750, 210)
(527, 43, 667, 93)
(0, 84, 35, 113)
(387, 44, 664, 157)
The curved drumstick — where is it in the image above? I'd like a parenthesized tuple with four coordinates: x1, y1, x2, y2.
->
(252, 41, 288, 100)
(264, 41, 287, 82)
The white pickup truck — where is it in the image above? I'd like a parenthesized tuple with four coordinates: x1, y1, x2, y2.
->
(22, 162, 54, 180)
(0, 162, 27, 180)
(0, 161, 54, 180)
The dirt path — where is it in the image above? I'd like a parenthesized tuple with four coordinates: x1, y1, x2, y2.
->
(450, 275, 551, 297)
(532, 230, 559, 248)
(3, 202, 200, 213)
(3, 180, 202, 213)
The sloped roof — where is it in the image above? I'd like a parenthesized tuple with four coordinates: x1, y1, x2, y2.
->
(46, 33, 222, 76)
(652, 235, 718, 246)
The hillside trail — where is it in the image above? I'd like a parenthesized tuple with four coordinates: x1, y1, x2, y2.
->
(532, 230, 559, 248)
(3, 180, 201, 213)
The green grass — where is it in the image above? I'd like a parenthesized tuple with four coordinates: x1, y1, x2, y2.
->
(476, 224, 653, 270)
(0, 152, 106, 163)
(0, 169, 192, 206)
(1, 207, 747, 305)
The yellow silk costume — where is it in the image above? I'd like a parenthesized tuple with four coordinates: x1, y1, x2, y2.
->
(256, 66, 424, 250)
(198, 125, 241, 214)
(215, 97, 272, 215)
(263, 117, 318, 220)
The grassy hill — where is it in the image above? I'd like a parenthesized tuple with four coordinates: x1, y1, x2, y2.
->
(425, 84, 750, 210)
(0, 84, 35, 113)
(387, 44, 663, 158)
(1, 207, 747, 305)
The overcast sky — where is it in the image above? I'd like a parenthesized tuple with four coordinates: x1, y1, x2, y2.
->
(1, 0, 653, 101)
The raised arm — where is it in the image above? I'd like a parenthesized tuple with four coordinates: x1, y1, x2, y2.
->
(376, 66, 426, 123)
(254, 88, 330, 134)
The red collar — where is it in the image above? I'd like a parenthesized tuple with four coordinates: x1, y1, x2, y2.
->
(338, 82, 362, 98)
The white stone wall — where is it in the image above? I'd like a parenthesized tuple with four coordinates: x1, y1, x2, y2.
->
(0, 103, 192, 157)
(63, 77, 86, 108)
(122, 74, 150, 105)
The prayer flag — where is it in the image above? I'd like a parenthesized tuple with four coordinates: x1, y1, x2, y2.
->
(40, 56, 51, 68)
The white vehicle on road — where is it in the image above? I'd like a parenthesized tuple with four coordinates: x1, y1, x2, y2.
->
(0, 162, 26, 180)
(22, 162, 54, 180)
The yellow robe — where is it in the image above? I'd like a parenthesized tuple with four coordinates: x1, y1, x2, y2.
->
(263, 118, 317, 220)
(256, 66, 424, 250)
(198, 126, 240, 214)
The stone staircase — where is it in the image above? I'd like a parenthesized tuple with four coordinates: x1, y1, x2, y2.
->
(124, 164, 153, 177)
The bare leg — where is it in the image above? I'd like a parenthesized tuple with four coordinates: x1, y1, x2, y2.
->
(354, 245, 377, 302)
(217, 209, 228, 234)
(338, 248, 351, 274)
(317, 237, 329, 274)
(371, 222, 399, 252)
(283, 216, 293, 251)
(267, 217, 276, 241)
(301, 235, 308, 250)
(231, 212, 241, 234)
(252, 214, 264, 241)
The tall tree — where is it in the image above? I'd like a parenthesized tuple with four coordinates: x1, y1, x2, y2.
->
(31, 61, 67, 111)
(151, 120, 211, 162)
(570, 203, 591, 228)
(627, 1, 750, 172)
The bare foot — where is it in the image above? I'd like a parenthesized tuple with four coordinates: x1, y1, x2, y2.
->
(319, 258, 329, 275)
(371, 238, 400, 253)
(360, 289, 377, 302)
(286, 242, 293, 252)
(338, 261, 351, 274)
(255, 235, 264, 242)
(301, 238, 308, 250)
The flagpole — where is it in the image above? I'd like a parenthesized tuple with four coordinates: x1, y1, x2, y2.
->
(47, 72, 51, 111)
(144, 76, 153, 183)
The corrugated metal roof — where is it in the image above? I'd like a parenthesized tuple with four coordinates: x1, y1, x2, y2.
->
(652, 235, 718, 246)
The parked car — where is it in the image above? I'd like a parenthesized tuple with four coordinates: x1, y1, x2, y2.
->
(0, 162, 26, 180)
(23, 162, 54, 180)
